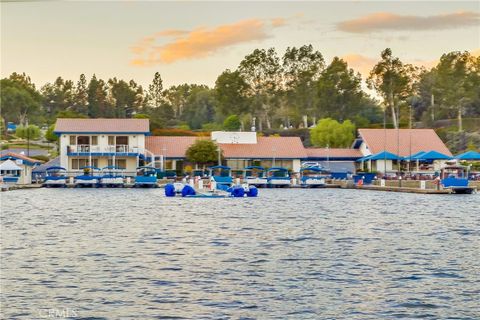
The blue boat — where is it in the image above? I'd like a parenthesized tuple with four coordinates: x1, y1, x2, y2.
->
(208, 165, 233, 191)
(267, 167, 291, 188)
(300, 166, 329, 187)
(164, 182, 258, 198)
(134, 166, 158, 188)
(100, 166, 125, 188)
(43, 166, 68, 188)
(440, 165, 476, 194)
(243, 166, 268, 187)
(74, 166, 101, 187)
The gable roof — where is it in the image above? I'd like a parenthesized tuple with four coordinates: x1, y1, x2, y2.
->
(54, 118, 150, 134)
(146, 136, 307, 159)
(456, 150, 480, 160)
(357, 129, 452, 157)
(0, 151, 42, 166)
(305, 148, 363, 159)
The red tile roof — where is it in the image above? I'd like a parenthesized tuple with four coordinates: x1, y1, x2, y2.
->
(0, 151, 43, 164)
(305, 148, 363, 158)
(358, 129, 452, 157)
(220, 137, 307, 159)
(146, 136, 307, 159)
(54, 118, 150, 133)
(146, 136, 203, 158)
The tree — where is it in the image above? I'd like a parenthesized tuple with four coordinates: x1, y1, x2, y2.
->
(182, 87, 216, 129)
(147, 72, 164, 108)
(0, 75, 42, 125)
(237, 48, 282, 130)
(310, 118, 355, 148)
(186, 139, 221, 168)
(45, 124, 58, 142)
(41, 77, 75, 121)
(108, 78, 139, 118)
(73, 74, 88, 115)
(318, 57, 366, 122)
(15, 124, 41, 140)
(214, 69, 249, 121)
(283, 45, 325, 126)
(367, 48, 412, 129)
(223, 115, 241, 131)
(87, 75, 111, 117)
(430, 51, 478, 131)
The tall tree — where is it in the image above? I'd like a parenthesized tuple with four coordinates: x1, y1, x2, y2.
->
(318, 57, 365, 122)
(73, 74, 88, 115)
(147, 72, 164, 108)
(430, 51, 478, 131)
(87, 75, 112, 117)
(237, 48, 282, 130)
(0, 75, 42, 125)
(367, 48, 412, 129)
(283, 45, 325, 126)
(214, 69, 249, 121)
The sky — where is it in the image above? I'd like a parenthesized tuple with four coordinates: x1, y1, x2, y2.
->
(1, 1, 479, 89)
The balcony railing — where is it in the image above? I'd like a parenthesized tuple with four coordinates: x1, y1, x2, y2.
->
(67, 145, 138, 154)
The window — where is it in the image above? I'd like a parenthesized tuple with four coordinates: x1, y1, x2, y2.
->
(116, 136, 128, 145)
(71, 159, 98, 170)
(108, 136, 115, 145)
(77, 136, 90, 145)
(69, 136, 76, 145)
(91, 136, 98, 145)
(107, 159, 127, 169)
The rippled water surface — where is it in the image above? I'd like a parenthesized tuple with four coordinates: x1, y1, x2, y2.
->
(1, 188, 479, 319)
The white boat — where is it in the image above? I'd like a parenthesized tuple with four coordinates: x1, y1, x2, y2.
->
(43, 166, 68, 188)
(300, 166, 330, 187)
(243, 166, 268, 187)
(99, 166, 125, 187)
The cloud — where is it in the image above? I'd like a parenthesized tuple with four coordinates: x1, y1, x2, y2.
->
(131, 18, 286, 66)
(342, 54, 378, 76)
(338, 11, 480, 33)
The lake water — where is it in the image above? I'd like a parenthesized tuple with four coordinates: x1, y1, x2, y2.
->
(1, 188, 479, 319)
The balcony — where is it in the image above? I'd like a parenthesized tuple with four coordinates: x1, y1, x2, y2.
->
(67, 145, 140, 155)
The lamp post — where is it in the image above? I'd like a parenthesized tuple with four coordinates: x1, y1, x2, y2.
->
(26, 118, 30, 157)
(217, 146, 221, 166)
(272, 147, 276, 167)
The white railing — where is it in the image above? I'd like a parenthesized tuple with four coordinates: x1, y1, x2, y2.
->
(68, 145, 136, 153)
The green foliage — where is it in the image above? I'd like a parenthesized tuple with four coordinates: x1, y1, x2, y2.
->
(152, 128, 197, 136)
(56, 110, 88, 118)
(45, 124, 58, 142)
(30, 155, 50, 162)
(202, 122, 223, 131)
(223, 115, 241, 131)
(310, 118, 356, 148)
(133, 113, 149, 119)
(186, 139, 221, 165)
(15, 125, 41, 140)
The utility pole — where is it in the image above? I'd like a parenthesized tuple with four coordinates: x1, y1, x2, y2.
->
(26, 118, 30, 157)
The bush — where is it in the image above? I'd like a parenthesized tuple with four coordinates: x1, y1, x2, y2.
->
(152, 128, 198, 136)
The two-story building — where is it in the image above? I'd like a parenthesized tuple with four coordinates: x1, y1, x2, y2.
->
(54, 118, 153, 172)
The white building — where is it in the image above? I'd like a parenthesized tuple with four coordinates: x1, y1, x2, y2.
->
(54, 118, 155, 173)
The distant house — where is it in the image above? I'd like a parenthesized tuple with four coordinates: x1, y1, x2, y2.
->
(146, 132, 307, 172)
(54, 118, 152, 172)
(353, 129, 452, 173)
(0, 151, 42, 184)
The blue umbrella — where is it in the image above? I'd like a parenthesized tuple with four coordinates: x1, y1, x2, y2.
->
(415, 150, 452, 161)
(455, 150, 480, 161)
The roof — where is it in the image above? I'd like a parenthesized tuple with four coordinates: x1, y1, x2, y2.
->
(54, 118, 150, 134)
(0, 159, 23, 171)
(456, 150, 480, 160)
(146, 136, 307, 159)
(357, 129, 452, 157)
(368, 151, 402, 161)
(32, 156, 61, 173)
(414, 150, 452, 160)
(305, 148, 363, 159)
(0, 151, 42, 166)
(220, 137, 307, 159)
(146, 136, 202, 158)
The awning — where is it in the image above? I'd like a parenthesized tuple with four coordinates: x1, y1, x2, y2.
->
(414, 150, 452, 161)
(0, 159, 23, 171)
(455, 150, 480, 160)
